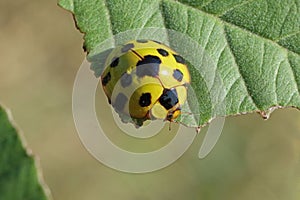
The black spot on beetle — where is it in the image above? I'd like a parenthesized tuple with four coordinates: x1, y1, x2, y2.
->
(121, 43, 134, 53)
(159, 89, 178, 110)
(136, 39, 148, 43)
(136, 55, 161, 77)
(101, 72, 111, 86)
(173, 54, 185, 64)
(120, 72, 132, 88)
(114, 93, 128, 112)
(110, 57, 119, 68)
(173, 69, 183, 82)
(157, 48, 169, 57)
(139, 93, 152, 107)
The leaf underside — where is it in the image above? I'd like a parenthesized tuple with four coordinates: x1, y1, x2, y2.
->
(0, 105, 49, 200)
(59, 0, 300, 127)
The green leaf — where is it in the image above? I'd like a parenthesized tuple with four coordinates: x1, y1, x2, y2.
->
(59, 0, 300, 127)
(0, 105, 50, 200)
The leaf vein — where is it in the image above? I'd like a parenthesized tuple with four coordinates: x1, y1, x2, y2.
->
(128, 0, 144, 28)
(103, 0, 115, 42)
(259, 41, 265, 76)
(203, 20, 217, 51)
(224, 26, 259, 109)
(278, 4, 292, 39)
(217, 0, 255, 17)
(201, 0, 215, 9)
(274, 59, 283, 105)
(275, 31, 300, 42)
(287, 57, 300, 97)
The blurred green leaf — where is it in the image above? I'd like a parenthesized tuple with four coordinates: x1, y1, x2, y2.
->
(59, 0, 300, 127)
(0, 105, 49, 200)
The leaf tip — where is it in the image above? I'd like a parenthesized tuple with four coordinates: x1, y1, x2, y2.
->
(257, 106, 283, 120)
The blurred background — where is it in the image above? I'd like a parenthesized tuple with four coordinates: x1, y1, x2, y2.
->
(1, 1, 300, 200)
